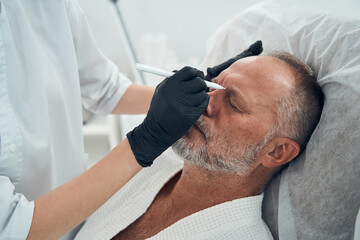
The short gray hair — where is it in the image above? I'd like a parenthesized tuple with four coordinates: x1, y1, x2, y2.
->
(267, 51, 324, 151)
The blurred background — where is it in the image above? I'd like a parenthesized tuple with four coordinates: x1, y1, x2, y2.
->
(79, 0, 360, 166)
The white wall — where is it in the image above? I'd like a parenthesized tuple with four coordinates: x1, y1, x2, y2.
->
(78, 0, 360, 80)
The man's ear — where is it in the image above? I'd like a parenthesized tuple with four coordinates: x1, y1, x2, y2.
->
(261, 138, 300, 168)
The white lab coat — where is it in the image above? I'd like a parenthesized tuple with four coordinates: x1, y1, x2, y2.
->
(0, 0, 132, 239)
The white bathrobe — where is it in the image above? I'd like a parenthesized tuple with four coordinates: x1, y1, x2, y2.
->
(75, 150, 273, 240)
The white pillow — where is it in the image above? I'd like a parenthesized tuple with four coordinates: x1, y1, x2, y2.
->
(201, 2, 360, 239)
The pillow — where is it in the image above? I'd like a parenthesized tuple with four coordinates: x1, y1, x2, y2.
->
(201, 2, 360, 239)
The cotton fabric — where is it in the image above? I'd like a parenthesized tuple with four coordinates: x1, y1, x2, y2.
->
(75, 149, 273, 240)
(0, 0, 131, 239)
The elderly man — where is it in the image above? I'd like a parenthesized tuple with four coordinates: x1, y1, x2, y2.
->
(75, 51, 324, 240)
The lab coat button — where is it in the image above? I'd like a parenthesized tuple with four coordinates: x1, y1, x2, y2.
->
(9, 144, 17, 153)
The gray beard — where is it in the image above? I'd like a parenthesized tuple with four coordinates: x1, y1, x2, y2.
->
(172, 117, 272, 176)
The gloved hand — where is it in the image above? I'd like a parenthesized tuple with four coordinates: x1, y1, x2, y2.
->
(127, 66, 209, 167)
(204, 40, 263, 81)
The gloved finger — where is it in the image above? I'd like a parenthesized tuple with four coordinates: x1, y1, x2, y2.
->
(246, 40, 263, 55)
(181, 77, 207, 94)
(179, 66, 204, 80)
(204, 40, 263, 80)
(193, 94, 210, 111)
(182, 95, 209, 124)
(180, 91, 209, 107)
(174, 66, 204, 82)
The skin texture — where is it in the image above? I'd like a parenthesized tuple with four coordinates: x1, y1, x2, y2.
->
(114, 56, 301, 239)
(111, 84, 155, 114)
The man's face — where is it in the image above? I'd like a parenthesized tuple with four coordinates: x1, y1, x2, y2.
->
(172, 56, 296, 175)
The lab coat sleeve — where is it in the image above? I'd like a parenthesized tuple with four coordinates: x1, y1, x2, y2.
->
(355, 209, 360, 240)
(67, 0, 132, 115)
(0, 176, 34, 239)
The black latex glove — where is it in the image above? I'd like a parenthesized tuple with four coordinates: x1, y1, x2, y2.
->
(204, 40, 263, 81)
(127, 66, 209, 167)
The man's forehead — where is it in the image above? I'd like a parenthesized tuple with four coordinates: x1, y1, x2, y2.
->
(223, 56, 296, 91)
(230, 55, 281, 72)
(218, 56, 295, 114)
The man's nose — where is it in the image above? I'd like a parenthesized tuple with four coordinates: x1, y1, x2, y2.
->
(204, 90, 224, 117)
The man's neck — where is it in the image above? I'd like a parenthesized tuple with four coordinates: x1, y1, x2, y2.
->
(165, 161, 268, 212)
(112, 161, 271, 240)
